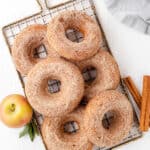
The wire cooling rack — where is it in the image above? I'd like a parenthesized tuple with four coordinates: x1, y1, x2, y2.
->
(2, 0, 142, 150)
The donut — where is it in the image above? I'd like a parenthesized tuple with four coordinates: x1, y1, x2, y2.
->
(47, 10, 102, 61)
(12, 24, 59, 75)
(84, 90, 133, 147)
(76, 49, 120, 99)
(42, 108, 93, 150)
(25, 58, 84, 117)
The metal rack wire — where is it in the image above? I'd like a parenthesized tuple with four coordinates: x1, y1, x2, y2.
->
(2, 0, 142, 150)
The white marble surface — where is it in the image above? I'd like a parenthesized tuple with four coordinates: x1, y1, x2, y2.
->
(0, 0, 150, 149)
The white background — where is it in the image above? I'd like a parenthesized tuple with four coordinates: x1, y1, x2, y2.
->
(0, 0, 150, 149)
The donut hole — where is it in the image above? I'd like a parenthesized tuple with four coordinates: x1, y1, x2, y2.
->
(47, 79, 61, 94)
(33, 44, 47, 59)
(80, 96, 89, 106)
(65, 28, 84, 43)
(63, 121, 79, 134)
(82, 66, 97, 85)
(102, 110, 118, 130)
(58, 120, 80, 142)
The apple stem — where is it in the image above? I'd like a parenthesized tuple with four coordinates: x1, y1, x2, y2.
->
(10, 104, 15, 112)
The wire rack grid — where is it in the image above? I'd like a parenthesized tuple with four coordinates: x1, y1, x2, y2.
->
(2, 0, 142, 150)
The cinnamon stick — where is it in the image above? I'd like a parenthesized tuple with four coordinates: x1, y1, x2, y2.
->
(140, 76, 150, 131)
(123, 76, 141, 108)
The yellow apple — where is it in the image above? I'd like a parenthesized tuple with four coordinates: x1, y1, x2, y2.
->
(0, 94, 33, 128)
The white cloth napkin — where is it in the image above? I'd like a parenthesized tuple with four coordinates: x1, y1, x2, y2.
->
(104, 0, 150, 35)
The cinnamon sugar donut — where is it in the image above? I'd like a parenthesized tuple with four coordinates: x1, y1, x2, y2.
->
(25, 58, 84, 117)
(47, 10, 102, 61)
(42, 108, 93, 150)
(76, 49, 120, 99)
(84, 90, 133, 147)
(12, 24, 59, 75)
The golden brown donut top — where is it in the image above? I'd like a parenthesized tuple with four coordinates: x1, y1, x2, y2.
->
(84, 90, 133, 147)
(76, 49, 120, 99)
(47, 10, 102, 61)
(12, 24, 59, 75)
(25, 58, 84, 117)
(42, 108, 92, 150)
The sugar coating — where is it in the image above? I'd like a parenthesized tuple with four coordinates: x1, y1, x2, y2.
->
(84, 90, 133, 147)
(25, 58, 84, 117)
(47, 10, 102, 61)
(76, 49, 120, 99)
(12, 24, 59, 75)
(42, 107, 93, 150)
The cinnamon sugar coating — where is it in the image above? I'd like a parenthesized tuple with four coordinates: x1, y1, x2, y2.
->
(47, 10, 102, 61)
(42, 108, 93, 150)
(84, 90, 133, 147)
(25, 58, 84, 117)
(12, 24, 59, 75)
(76, 49, 120, 99)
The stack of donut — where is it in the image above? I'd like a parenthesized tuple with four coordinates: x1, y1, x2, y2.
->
(12, 10, 133, 150)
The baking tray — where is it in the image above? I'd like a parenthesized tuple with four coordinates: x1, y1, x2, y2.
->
(2, 0, 142, 150)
